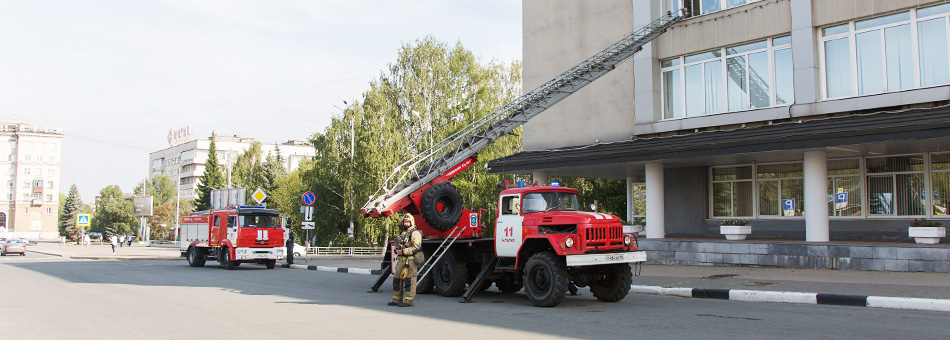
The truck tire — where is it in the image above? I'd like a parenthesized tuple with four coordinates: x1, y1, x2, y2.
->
(434, 254, 467, 297)
(589, 264, 632, 302)
(420, 182, 464, 230)
(265, 259, 276, 269)
(494, 278, 522, 294)
(187, 246, 206, 267)
(523, 252, 569, 307)
(222, 248, 235, 270)
(417, 270, 435, 294)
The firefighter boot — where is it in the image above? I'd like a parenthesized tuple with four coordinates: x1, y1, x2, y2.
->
(398, 299, 414, 307)
(388, 299, 400, 306)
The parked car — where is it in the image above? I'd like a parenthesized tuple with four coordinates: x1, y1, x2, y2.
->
(293, 243, 307, 258)
(2, 238, 27, 256)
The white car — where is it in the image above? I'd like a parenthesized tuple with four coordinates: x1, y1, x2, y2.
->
(292, 243, 307, 258)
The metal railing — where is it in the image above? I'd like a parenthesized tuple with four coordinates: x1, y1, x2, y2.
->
(307, 247, 386, 256)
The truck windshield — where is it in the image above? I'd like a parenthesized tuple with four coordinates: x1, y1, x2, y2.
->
(238, 214, 280, 228)
(521, 192, 580, 213)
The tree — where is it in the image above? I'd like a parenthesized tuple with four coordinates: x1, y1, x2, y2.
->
(133, 174, 176, 205)
(293, 37, 523, 246)
(195, 133, 226, 211)
(149, 199, 193, 241)
(230, 141, 263, 192)
(58, 184, 86, 241)
(90, 185, 138, 237)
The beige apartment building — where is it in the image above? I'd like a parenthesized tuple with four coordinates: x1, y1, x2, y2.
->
(149, 134, 315, 200)
(0, 123, 63, 240)
(489, 0, 950, 271)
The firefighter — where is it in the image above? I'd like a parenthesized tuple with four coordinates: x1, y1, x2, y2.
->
(389, 214, 423, 307)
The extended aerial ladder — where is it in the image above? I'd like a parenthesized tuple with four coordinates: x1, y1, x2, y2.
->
(366, 10, 687, 295)
(361, 10, 686, 219)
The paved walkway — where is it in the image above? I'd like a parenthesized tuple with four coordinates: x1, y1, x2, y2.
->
(24, 241, 950, 311)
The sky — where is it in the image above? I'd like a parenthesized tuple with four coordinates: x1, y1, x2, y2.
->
(0, 0, 523, 201)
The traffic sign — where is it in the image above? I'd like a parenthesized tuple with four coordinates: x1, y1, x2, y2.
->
(782, 199, 795, 216)
(77, 214, 91, 227)
(300, 206, 314, 221)
(252, 188, 267, 204)
(301, 222, 315, 230)
(302, 191, 316, 206)
(469, 213, 477, 228)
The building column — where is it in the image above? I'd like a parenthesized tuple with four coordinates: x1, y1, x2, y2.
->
(626, 176, 636, 223)
(645, 163, 665, 239)
(633, 0, 663, 125)
(804, 150, 829, 242)
(790, 0, 819, 115)
(532, 171, 548, 186)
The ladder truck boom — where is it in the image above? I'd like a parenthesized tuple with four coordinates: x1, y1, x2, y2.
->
(361, 10, 686, 218)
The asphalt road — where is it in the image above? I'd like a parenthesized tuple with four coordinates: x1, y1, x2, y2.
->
(1, 258, 948, 340)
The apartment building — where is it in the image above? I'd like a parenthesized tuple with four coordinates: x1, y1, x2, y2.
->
(149, 134, 315, 200)
(490, 0, 950, 242)
(0, 123, 63, 240)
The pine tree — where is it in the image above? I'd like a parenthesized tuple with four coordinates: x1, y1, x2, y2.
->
(58, 184, 85, 241)
(195, 133, 226, 211)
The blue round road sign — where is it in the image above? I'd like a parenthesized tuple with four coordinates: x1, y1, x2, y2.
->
(302, 191, 316, 206)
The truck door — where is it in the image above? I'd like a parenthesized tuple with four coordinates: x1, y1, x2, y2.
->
(210, 214, 221, 246)
(226, 216, 238, 244)
(495, 194, 523, 257)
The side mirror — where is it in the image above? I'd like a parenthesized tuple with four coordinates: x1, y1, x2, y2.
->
(590, 203, 598, 212)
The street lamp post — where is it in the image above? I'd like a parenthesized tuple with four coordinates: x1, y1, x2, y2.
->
(175, 152, 187, 245)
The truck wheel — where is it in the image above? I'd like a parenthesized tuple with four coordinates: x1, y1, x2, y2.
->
(222, 248, 235, 270)
(523, 252, 568, 307)
(590, 264, 632, 302)
(420, 182, 464, 230)
(494, 278, 522, 294)
(434, 254, 467, 297)
(265, 259, 276, 269)
(417, 270, 435, 294)
(187, 246, 206, 267)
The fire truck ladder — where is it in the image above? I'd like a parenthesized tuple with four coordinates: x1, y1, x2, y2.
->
(362, 10, 686, 217)
(367, 222, 472, 293)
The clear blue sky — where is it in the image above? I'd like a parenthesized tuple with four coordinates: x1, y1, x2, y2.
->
(0, 0, 522, 201)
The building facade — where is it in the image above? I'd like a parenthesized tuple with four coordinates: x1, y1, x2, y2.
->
(491, 0, 950, 241)
(0, 123, 63, 240)
(149, 134, 315, 200)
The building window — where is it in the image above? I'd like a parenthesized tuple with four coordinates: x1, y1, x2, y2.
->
(757, 163, 804, 217)
(6, 194, 11, 200)
(22, 181, 29, 188)
(931, 153, 950, 217)
(22, 207, 27, 213)
(711, 166, 754, 217)
(46, 207, 52, 214)
(828, 159, 863, 217)
(32, 192, 41, 200)
(24, 168, 30, 175)
(866, 155, 926, 216)
(47, 181, 53, 188)
(662, 36, 792, 119)
(48, 169, 54, 176)
(47, 194, 53, 201)
(820, 5, 950, 99)
(671, 0, 763, 17)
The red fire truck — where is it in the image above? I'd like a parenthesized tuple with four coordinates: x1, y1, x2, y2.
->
(179, 206, 285, 269)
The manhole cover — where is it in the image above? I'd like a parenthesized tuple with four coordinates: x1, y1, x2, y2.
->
(703, 274, 739, 279)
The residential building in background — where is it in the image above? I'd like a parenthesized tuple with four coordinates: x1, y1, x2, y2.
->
(0, 122, 63, 240)
(149, 129, 315, 200)
(491, 0, 950, 241)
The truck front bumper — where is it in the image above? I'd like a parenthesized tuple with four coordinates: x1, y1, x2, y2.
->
(234, 247, 284, 261)
(566, 251, 647, 267)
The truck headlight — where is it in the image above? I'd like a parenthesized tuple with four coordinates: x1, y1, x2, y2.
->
(623, 235, 632, 246)
(564, 237, 574, 248)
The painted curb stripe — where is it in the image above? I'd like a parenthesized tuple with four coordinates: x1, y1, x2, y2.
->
(816, 293, 868, 307)
(867, 296, 950, 312)
(692, 288, 730, 300)
(729, 290, 817, 304)
(630, 285, 950, 312)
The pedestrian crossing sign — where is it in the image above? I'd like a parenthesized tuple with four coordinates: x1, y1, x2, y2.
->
(77, 214, 91, 227)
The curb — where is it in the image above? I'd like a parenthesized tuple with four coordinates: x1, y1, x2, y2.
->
(280, 263, 382, 276)
(69, 257, 181, 261)
(26, 250, 66, 257)
(630, 285, 950, 313)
